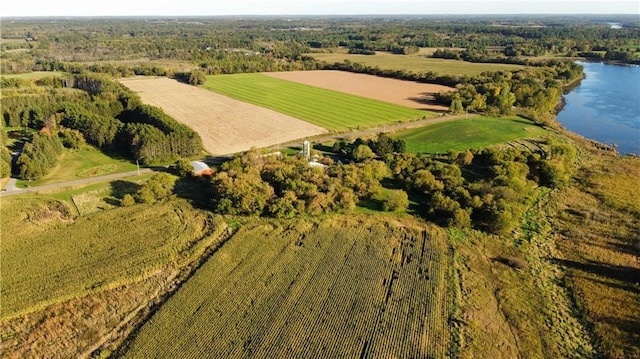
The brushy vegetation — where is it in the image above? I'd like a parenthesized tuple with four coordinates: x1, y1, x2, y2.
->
(203, 73, 428, 131)
(394, 116, 548, 154)
(120, 218, 452, 359)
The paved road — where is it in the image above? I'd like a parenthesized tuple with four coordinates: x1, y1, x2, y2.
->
(1, 113, 478, 197)
(0, 168, 155, 197)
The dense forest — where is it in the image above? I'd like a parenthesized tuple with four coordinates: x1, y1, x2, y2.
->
(2, 73, 203, 179)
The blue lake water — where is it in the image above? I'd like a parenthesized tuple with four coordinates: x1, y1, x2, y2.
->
(556, 61, 640, 155)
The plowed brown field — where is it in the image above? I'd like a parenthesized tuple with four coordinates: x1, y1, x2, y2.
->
(265, 70, 453, 111)
(119, 77, 328, 155)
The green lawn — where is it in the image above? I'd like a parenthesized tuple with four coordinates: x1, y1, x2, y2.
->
(395, 116, 548, 154)
(310, 52, 526, 77)
(17, 147, 138, 188)
(203, 73, 429, 132)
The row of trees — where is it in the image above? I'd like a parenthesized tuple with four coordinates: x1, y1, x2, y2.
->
(4, 16, 638, 76)
(332, 133, 407, 160)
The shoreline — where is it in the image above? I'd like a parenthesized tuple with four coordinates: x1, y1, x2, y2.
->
(555, 60, 639, 157)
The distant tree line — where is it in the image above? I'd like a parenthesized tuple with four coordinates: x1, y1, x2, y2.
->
(3, 16, 638, 75)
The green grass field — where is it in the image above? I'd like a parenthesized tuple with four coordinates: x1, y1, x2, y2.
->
(122, 218, 451, 358)
(395, 116, 548, 153)
(17, 147, 138, 188)
(203, 73, 429, 131)
(1, 71, 65, 80)
(0, 194, 226, 319)
(310, 52, 526, 76)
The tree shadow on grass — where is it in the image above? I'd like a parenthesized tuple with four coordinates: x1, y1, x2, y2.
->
(110, 180, 142, 200)
(173, 176, 214, 210)
(550, 257, 640, 285)
(359, 197, 384, 211)
(104, 180, 143, 206)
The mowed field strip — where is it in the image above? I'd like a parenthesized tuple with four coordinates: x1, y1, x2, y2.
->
(265, 70, 453, 111)
(119, 77, 327, 155)
(203, 73, 429, 132)
(395, 116, 549, 153)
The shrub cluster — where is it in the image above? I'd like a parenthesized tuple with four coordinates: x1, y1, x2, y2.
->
(16, 132, 64, 180)
(211, 150, 388, 217)
(386, 140, 576, 235)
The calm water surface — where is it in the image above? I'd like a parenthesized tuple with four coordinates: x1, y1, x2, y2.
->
(556, 61, 640, 155)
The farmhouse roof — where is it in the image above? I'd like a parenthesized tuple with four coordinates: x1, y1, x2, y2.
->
(190, 160, 211, 174)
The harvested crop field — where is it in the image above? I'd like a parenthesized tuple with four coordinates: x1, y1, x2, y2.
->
(122, 218, 452, 358)
(266, 70, 453, 111)
(119, 77, 327, 155)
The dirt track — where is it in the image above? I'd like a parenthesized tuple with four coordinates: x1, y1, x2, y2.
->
(265, 70, 453, 111)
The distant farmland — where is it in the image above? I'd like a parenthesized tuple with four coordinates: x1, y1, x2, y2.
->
(122, 218, 452, 359)
(265, 70, 454, 111)
(395, 116, 548, 153)
(204, 73, 429, 132)
(310, 51, 526, 76)
(120, 77, 327, 155)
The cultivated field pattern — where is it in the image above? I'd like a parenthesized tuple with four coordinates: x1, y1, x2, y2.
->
(119, 77, 327, 155)
(266, 70, 453, 111)
(204, 73, 427, 131)
(310, 51, 526, 76)
(122, 219, 451, 358)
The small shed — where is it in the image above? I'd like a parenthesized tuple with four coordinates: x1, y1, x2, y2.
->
(190, 161, 213, 176)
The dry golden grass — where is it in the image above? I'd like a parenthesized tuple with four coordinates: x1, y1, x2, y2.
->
(119, 77, 328, 155)
(0, 272, 173, 359)
(551, 148, 640, 357)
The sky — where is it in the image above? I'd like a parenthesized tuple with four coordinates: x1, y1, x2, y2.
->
(1, 0, 639, 17)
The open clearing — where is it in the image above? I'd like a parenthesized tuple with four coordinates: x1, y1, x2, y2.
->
(265, 70, 453, 111)
(15, 147, 137, 188)
(122, 218, 451, 359)
(310, 52, 526, 76)
(204, 73, 429, 132)
(394, 116, 548, 153)
(119, 77, 327, 155)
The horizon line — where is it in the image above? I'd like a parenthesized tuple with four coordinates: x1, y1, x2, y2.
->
(2, 13, 638, 18)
